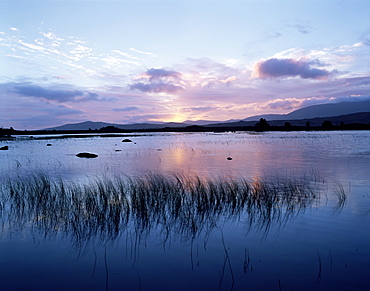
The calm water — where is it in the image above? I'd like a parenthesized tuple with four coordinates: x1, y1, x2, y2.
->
(0, 131, 369, 290)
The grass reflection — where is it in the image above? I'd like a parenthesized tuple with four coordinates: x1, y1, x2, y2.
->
(1, 172, 322, 247)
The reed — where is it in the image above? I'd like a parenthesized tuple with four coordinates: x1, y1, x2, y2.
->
(333, 182, 347, 209)
(0, 172, 326, 245)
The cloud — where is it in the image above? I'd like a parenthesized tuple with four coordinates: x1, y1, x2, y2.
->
(253, 58, 332, 80)
(258, 92, 370, 112)
(86, 92, 102, 101)
(177, 58, 242, 89)
(145, 68, 181, 81)
(18, 39, 45, 52)
(129, 82, 183, 93)
(259, 96, 335, 111)
(116, 113, 180, 124)
(1, 28, 145, 83)
(286, 24, 313, 34)
(129, 47, 157, 57)
(101, 55, 140, 67)
(112, 50, 141, 60)
(41, 31, 60, 40)
(129, 68, 183, 94)
(267, 32, 282, 39)
(42, 105, 85, 116)
(360, 29, 370, 46)
(260, 98, 305, 110)
(12, 83, 107, 103)
(181, 106, 214, 113)
(13, 84, 83, 102)
(112, 106, 140, 112)
(184, 57, 240, 74)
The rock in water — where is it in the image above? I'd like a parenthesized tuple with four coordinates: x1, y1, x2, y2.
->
(76, 152, 98, 158)
(0, 146, 9, 150)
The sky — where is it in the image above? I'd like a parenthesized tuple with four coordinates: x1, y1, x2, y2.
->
(1, 0, 370, 130)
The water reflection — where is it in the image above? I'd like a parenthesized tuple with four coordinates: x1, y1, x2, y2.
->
(1, 132, 369, 290)
(1, 131, 369, 184)
(1, 172, 324, 251)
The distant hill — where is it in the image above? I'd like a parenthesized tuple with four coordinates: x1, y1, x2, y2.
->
(43, 112, 370, 132)
(283, 112, 370, 127)
(45, 121, 191, 131)
(43, 100, 370, 131)
(243, 100, 370, 121)
(183, 119, 240, 126)
(208, 112, 370, 128)
(44, 121, 119, 131)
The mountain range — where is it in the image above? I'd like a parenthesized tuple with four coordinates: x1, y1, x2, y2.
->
(242, 99, 370, 121)
(45, 100, 370, 131)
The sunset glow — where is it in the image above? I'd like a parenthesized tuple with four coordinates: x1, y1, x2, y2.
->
(1, 0, 369, 129)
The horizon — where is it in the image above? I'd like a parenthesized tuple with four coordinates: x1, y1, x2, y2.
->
(1, 0, 370, 130)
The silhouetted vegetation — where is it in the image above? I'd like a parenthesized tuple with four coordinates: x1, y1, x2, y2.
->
(2, 112, 370, 136)
(0, 172, 328, 246)
(255, 118, 270, 130)
(98, 125, 124, 132)
(284, 122, 291, 129)
(322, 120, 333, 129)
(0, 127, 16, 138)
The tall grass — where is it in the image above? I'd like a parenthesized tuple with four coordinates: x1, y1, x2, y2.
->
(0, 172, 323, 245)
(333, 182, 348, 210)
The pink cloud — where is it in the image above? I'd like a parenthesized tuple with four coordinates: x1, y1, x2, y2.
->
(180, 106, 215, 113)
(260, 98, 302, 110)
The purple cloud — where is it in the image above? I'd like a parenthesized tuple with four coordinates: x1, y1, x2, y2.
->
(129, 67, 183, 94)
(145, 68, 181, 81)
(255, 58, 331, 80)
(181, 106, 214, 113)
(87, 92, 99, 100)
(112, 106, 140, 112)
(13, 84, 83, 102)
(42, 105, 85, 115)
(11, 84, 108, 103)
(262, 99, 301, 110)
(130, 82, 183, 93)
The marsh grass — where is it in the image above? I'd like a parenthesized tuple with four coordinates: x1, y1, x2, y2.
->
(332, 182, 348, 210)
(0, 172, 325, 246)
